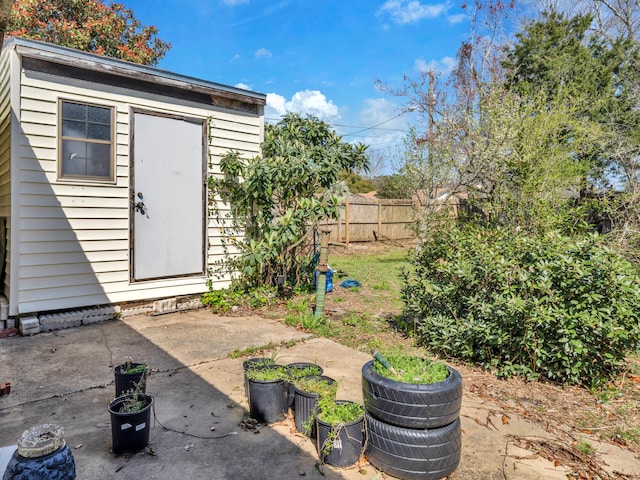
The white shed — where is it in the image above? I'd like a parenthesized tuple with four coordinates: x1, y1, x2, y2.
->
(0, 37, 265, 323)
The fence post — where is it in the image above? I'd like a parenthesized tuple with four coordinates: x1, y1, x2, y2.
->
(377, 200, 382, 240)
(345, 197, 350, 247)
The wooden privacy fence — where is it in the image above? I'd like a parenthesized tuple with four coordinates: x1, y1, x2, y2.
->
(321, 196, 416, 245)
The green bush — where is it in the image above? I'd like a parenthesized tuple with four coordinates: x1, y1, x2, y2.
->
(401, 225, 640, 386)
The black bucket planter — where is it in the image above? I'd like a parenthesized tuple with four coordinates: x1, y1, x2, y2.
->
(3, 424, 76, 480)
(248, 374, 288, 424)
(242, 357, 276, 398)
(108, 394, 153, 454)
(293, 375, 335, 437)
(315, 400, 364, 468)
(287, 362, 324, 408)
(114, 363, 148, 398)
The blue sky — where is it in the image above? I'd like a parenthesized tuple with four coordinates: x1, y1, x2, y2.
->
(121, 0, 475, 170)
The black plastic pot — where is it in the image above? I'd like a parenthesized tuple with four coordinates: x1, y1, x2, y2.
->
(242, 357, 276, 398)
(248, 376, 288, 424)
(108, 394, 153, 454)
(293, 375, 335, 437)
(114, 363, 147, 398)
(287, 362, 324, 408)
(315, 400, 364, 468)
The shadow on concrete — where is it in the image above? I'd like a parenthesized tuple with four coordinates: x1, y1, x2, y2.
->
(0, 312, 352, 480)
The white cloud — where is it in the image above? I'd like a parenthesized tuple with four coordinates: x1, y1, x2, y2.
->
(231, 53, 241, 61)
(358, 98, 400, 127)
(235, 82, 252, 90)
(350, 98, 413, 153)
(414, 56, 457, 75)
(222, 0, 249, 6)
(265, 90, 341, 123)
(255, 48, 272, 58)
(447, 13, 467, 24)
(378, 1, 447, 24)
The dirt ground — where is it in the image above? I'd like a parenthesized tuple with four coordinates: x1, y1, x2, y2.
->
(270, 239, 640, 479)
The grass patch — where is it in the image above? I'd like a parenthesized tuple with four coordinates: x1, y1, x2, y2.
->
(575, 438, 595, 456)
(228, 340, 298, 359)
(372, 350, 449, 384)
(329, 248, 411, 313)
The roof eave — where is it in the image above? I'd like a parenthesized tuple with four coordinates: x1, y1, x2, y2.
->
(4, 36, 266, 106)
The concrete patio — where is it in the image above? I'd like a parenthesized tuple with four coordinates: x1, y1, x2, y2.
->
(1, 309, 638, 479)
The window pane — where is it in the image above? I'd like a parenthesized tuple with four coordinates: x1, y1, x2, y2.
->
(61, 140, 88, 176)
(86, 143, 111, 177)
(87, 122, 111, 141)
(62, 102, 86, 121)
(88, 105, 111, 124)
(62, 120, 86, 138)
(60, 101, 113, 181)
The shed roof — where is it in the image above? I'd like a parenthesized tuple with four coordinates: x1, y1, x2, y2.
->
(3, 36, 267, 106)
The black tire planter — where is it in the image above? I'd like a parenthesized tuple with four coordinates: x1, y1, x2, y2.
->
(293, 375, 335, 437)
(362, 360, 462, 429)
(114, 363, 147, 398)
(365, 414, 461, 480)
(108, 394, 153, 454)
(315, 401, 364, 468)
(248, 377, 288, 424)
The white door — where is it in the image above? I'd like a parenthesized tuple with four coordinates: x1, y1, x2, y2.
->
(131, 111, 205, 281)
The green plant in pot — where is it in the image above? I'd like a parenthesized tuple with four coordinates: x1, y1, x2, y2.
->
(363, 349, 462, 430)
(294, 375, 337, 437)
(362, 350, 463, 480)
(241, 351, 283, 398)
(287, 362, 324, 408)
(372, 350, 449, 384)
(244, 364, 290, 382)
(113, 359, 148, 398)
(246, 364, 290, 424)
(314, 398, 364, 467)
(108, 378, 153, 454)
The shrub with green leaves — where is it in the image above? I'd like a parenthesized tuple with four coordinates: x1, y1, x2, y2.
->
(401, 225, 640, 387)
(208, 113, 368, 289)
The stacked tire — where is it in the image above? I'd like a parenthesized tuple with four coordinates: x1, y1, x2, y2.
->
(362, 360, 462, 480)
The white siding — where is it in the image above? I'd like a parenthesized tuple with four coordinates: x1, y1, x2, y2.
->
(0, 47, 10, 304)
(11, 56, 263, 315)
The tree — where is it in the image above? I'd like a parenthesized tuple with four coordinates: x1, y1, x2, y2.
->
(0, 1, 15, 49)
(539, 0, 640, 42)
(376, 2, 523, 246)
(209, 113, 368, 288)
(375, 174, 410, 199)
(6, 0, 170, 66)
(386, 2, 640, 385)
(338, 171, 374, 194)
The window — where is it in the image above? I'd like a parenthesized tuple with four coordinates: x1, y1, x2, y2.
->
(59, 101, 114, 181)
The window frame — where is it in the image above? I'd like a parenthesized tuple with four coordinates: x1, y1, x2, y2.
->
(57, 99, 116, 183)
